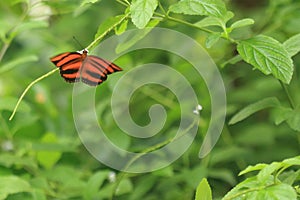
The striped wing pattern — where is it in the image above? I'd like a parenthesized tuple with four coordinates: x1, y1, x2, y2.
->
(50, 50, 122, 86)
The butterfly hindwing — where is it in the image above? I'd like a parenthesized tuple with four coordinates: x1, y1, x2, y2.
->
(81, 56, 122, 86)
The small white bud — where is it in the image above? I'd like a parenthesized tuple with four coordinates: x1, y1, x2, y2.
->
(108, 171, 116, 183)
(193, 104, 203, 115)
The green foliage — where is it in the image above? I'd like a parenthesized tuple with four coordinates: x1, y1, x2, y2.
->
(229, 97, 281, 125)
(273, 107, 300, 131)
(229, 18, 255, 30)
(130, 0, 158, 28)
(0, 0, 300, 199)
(195, 178, 212, 200)
(222, 157, 300, 200)
(169, 0, 227, 17)
(237, 35, 293, 84)
(0, 176, 31, 199)
(196, 157, 300, 199)
(283, 33, 300, 57)
(36, 133, 62, 169)
(80, 0, 102, 7)
(0, 55, 38, 74)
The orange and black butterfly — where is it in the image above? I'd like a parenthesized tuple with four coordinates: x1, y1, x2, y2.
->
(50, 49, 122, 86)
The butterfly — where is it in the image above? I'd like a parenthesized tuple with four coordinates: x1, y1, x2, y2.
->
(50, 49, 122, 86)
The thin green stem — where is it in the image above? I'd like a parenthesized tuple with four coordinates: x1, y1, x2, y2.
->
(110, 117, 199, 199)
(0, 43, 9, 62)
(223, 185, 272, 200)
(279, 80, 295, 109)
(155, 12, 213, 34)
(154, 12, 236, 44)
(116, 0, 129, 7)
(0, 113, 13, 139)
(158, 2, 167, 15)
(9, 68, 59, 121)
(85, 12, 130, 50)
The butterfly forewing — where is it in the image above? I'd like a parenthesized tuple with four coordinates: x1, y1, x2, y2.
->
(50, 49, 122, 86)
(51, 52, 83, 83)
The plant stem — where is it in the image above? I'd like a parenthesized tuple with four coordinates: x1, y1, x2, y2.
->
(116, 0, 129, 7)
(9, 68, 59, 121)
(0, 43, 9, 62)
(85, 12, 130, 50)
(279, 80, 295, 109)
(110, 117, 199, 199)
(155, 12, 213, 34)
(154, 13, 236, 43)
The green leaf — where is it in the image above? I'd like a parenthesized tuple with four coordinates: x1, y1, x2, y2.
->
(195, 11, 234, 28)
(223, 178, 297, 200)
(239, 164, 268, 176)
(80, 0, 101, 7)
(13, 21, 48, 36)
(286, 108, 300, 131)
(117, 179, 133, 195)
(258, 184, 297, 200)
(283, 33, 300, 57)
(116, 19, 160, 53)
(272, 107, 293, 125)
(0, 97, 31, 112)
(36, 133, 62, 169)
(0, 176, 31, 199)
(42, 166, 86, 198)
(257, 162, 281, 183)
(280, 169, 300, 185)
(169, 0, 227, 17)
(130, 0, 158, 29)
(0, 55, 38, 74)
(94, 15, 126, 41)
(128, 176, 156, 199)
(8, 0, 29, 6)
(272, 107, 300, 131)
(44, 1, 80, 14)
(237, 35, 294, 84)
(115, 19, 128, 35)
(195, 16, 221, 27)
(153, 166, 174, 177)
(222, 177, 261, 200)
(221, 55, 242, 68)
(206, 33, 221, 48)
(229, 97, 281, 125)
(0, 153, 38, 169)
(195, 178, 212, 200)
(83, 171, 110, 200)
(230, 18, 254, 30)
(31, 189, 47, 200)
(282, 156, 300, 166)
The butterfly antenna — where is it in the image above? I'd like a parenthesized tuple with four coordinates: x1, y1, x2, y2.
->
(72, 36, 85, 50)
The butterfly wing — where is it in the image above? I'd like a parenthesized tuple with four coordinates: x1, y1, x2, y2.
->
(50, 52, 83, 83)
(81, 55, 122, 86)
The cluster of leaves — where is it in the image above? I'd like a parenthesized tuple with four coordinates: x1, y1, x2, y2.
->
(0, 0, 300, 199)
(196, 156, 300, 200)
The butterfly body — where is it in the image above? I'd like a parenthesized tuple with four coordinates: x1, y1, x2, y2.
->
(50, 49, 122, 86)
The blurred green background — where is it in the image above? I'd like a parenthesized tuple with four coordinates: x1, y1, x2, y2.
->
(0, 0, 300, 199)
